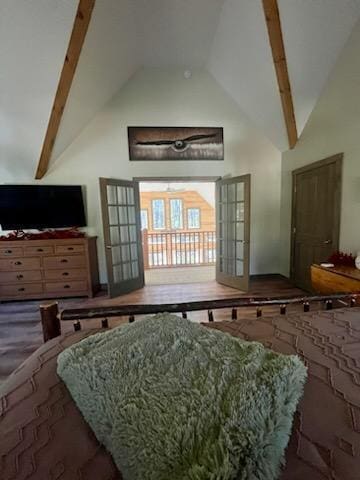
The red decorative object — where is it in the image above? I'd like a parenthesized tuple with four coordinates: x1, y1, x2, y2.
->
(327, 251, 355, 267)
(0, 228, 86, 241)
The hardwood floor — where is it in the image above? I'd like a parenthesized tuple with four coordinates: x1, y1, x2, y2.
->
(0, 275, 305, 383)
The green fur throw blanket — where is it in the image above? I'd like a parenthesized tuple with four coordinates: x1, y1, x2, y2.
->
(57, 314, 307, 480)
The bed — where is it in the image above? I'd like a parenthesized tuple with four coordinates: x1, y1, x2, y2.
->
(1, 306, 360, 480)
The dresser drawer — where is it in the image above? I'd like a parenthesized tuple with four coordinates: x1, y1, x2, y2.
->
(0, 257, 41, 271)
(43, 255, 86, 270)
(24, 245, 54, 255)
(0, 237, 98, 300)
(0, 247, 23, 257)
(0, 270, 42, 283)
(0, 283, 43, 297)
(55, 244, 85, 254)
(45, 281, 87, 294)
(44, 268, 87, 281)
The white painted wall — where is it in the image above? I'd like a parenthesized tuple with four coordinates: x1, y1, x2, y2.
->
(0, 68, 282, 282)
(280, 20, 360, 276)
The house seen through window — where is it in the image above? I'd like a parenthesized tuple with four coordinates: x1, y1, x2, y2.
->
(139, 181, 216, 284)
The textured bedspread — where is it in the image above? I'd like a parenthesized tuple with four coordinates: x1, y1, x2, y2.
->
(1, 307, 360, 479)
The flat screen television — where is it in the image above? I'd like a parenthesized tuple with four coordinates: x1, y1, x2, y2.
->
(0, 185, 86, 230)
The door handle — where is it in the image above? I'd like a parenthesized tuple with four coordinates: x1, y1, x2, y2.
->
(323, 239, 332, 244)
(106, 245, 112, 249)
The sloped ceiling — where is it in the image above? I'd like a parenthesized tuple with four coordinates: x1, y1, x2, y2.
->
(0, 0, 77, 177)
(279, 0, 360, 137)
(3, 0, 360, 176)
(131, 0, 225, 67)
(51, 0, 140, 161)
(209, 0, 360, 150)
(208, 0, 287, 150)
(54, 0, 360, 161)
(52, 0, 226, 161)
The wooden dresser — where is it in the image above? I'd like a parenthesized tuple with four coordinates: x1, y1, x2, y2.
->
(311, 263, 360, 295)
(0, 237, 100, 301)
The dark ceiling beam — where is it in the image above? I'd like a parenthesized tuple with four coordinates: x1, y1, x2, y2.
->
(35, 0, 96, 179)
(262, 0, 298, 149)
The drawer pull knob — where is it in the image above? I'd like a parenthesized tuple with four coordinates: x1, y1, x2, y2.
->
(5, 250, 12, 254)
(37, 248, 44, 252)
(62, 272, 69, 276)
(18, 287, 25, 292)
(60, 259, 68, 263)
(68, 247, 74, 251)
(14, 261, 22, 266)
(16, 274, 24, 280)
(64, 285, 71, 289)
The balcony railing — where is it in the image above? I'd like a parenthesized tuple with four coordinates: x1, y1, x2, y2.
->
(142, 229, 216, 269)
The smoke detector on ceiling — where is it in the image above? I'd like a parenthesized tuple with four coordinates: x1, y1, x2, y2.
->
(184, 70, 192, 79)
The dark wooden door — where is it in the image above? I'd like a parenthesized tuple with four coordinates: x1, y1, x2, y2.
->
(291, 154, 342, 291)
(100, 178, 144, 298)
(216, 175, 251, 291)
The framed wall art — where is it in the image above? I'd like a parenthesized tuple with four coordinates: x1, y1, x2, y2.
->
(128, 127, 224, 161)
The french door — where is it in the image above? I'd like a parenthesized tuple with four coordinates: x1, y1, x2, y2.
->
(100, 178, 144, 297)
(216, 175, 251, 291)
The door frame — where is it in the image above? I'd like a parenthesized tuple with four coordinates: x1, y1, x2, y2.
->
(290, 153, 343, 281)
(133, 176, 221, 183)
(135, 176, 220, 282)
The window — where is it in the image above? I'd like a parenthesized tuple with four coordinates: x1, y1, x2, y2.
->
(170, 199, 183, 229)
(152, 199, 165, 229)
(187, 208, 200, 229)
(140, 209, 148, 230)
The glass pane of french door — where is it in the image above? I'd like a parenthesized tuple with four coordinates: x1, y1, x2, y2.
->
(216, 175, 250, 291)
(100, 178, 144, 297)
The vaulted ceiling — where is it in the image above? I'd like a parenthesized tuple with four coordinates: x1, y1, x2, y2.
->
(1, 0, 77, 177)
(52, 0, 226, 161)
(2, 0, 360, 177)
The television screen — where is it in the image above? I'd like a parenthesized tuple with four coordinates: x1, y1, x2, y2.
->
(0, 185, 86, 230)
